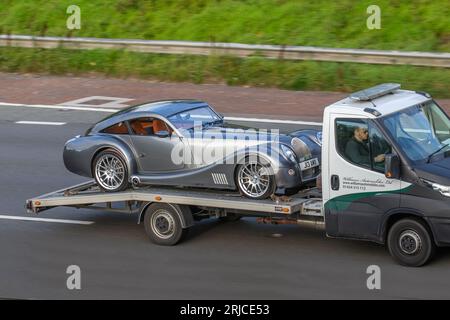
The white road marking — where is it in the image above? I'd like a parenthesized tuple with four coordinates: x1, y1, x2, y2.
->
(60, 96, 134, 109)
(0, 102, 116, 113)
(225, 116, 323, 126)
(0, 102, 323, 126)
(0, 215, 94, 225)
(15, 121, 66, 126)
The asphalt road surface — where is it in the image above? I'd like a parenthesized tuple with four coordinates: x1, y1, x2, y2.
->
(1, 104, 450, 300)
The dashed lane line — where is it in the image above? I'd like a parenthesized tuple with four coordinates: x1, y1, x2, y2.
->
(0, 215, 94, 225)
(225, 116, 323, 126)
(0, 102, 116, 113)
(15, 121, 67, 126)
(1, 102, 323, 126)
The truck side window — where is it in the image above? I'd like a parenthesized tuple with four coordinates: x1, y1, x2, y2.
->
(336, 119, 391, 172)
(368, 121, 392, 173)
(429, 103, 450, 144)
(336, 119, 371, 169)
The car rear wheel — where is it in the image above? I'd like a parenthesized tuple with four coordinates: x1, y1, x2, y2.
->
(236, 158, 275, 200)
(93, 149, 129, 192)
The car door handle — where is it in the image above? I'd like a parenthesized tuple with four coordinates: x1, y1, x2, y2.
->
(331, 174, 340, 190)
(138, 153, 146, 158)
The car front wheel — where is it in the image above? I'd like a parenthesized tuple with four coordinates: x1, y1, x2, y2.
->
(93, 149, 129, 192)
(236, 158, 275, 200)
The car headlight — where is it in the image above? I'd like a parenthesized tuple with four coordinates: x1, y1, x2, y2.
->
(423, 179, 450, 197)
(280, 144, 297, 163)
(316, 132, 323, 146)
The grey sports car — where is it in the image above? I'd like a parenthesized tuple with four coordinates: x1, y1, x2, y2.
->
(63, 100, 321, 199)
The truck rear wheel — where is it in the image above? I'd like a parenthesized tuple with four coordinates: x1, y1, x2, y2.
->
(143, 203, 188, 245)
(387, 218, 435, 267)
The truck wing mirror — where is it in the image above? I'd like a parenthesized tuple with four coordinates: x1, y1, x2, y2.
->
(385, 153, 400, 179)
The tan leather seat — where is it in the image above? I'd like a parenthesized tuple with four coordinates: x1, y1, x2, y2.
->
(104, 122, 128, 134)
(153, 119, 170, 133)
(131, 121, 147, 135)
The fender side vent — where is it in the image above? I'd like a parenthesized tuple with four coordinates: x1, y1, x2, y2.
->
(212, 173, 228, 185)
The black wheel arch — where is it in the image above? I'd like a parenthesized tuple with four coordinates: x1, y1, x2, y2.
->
(138, 202, 195, 229)
(380, 208, 438, 246)
(233, 152, 276, 180)
(90, 143, 137, 179)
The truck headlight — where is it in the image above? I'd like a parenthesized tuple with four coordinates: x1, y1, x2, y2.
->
(423, 179, 450, 197)
(281, 144, 297, 163)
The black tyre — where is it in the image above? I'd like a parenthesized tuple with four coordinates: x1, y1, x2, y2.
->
(387, 218, 436, 267)
(93, 149, 129, 192)
(236, 157, 276, 200)
(143, 203, 188, 246)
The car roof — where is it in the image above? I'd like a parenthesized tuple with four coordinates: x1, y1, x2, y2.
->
(115, 100, 209, 118)
(90, 100, 210, 133)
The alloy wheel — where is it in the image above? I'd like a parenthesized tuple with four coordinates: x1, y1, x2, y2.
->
(95, 153, 126, 191)
(238, 162, 271, 198)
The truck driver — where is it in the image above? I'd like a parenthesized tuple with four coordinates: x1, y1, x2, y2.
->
(345, 126, 385, 166)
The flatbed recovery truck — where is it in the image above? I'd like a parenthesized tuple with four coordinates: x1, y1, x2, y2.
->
(27, 84, 450, 267)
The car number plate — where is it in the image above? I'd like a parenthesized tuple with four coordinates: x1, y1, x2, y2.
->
(300, 158, 319, 171)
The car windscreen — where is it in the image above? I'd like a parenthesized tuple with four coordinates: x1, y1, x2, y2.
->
(382, 101, 450, 163)
(167, 106, 221, 130)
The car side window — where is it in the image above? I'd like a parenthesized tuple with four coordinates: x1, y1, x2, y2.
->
(129, 117, 173, 136)
(101, 122, 129, 135)
(336, 119, 391, 173)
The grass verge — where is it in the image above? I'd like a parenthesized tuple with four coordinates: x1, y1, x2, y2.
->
(0, 47, 449, 97)
(0, 0, 448, 52)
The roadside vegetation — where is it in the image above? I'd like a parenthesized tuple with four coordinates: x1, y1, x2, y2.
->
(1, 47, 448, 98)
(0, 0, 448, 96)
(0, 0, 448, 51)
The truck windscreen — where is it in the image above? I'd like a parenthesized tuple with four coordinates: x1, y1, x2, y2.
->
(382, 101, 450, 162)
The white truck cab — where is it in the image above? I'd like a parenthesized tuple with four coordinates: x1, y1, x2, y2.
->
(322, 83, 450, 266)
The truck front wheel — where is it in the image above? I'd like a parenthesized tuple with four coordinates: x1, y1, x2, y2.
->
(143, 203, 188, 246)
(387, 218, 435, 267)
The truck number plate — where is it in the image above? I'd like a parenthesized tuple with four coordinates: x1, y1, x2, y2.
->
(300, 158, 319, 171)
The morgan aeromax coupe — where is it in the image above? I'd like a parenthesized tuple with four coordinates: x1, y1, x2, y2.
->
(63, 100, 321, 199)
